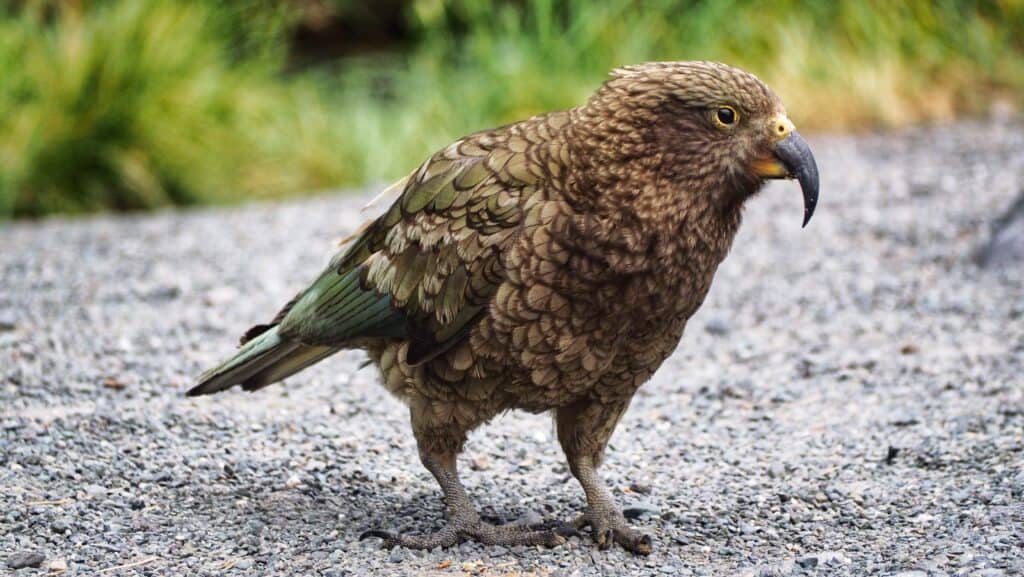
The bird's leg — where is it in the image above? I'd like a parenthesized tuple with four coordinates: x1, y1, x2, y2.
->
(361, 406, 567, 550)
(556, 399, 653, 555)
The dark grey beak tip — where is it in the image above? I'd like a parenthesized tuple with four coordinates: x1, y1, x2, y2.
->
(802, 200, 816, 228)
(775, 131, 820, 228)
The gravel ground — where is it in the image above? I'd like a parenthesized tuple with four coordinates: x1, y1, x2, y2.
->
(2, 122, 1023, 577)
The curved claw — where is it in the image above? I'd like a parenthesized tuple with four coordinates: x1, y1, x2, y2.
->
(359, 529, 397, 546)
(632, 533, 654, 556)
(571, 511, 654, 555)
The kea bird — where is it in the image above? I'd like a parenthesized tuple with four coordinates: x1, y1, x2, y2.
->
(188, 61, 819, 554)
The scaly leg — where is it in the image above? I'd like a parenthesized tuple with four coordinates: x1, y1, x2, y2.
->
(556, 398, 653, 555)
(361, 404, 568, 549)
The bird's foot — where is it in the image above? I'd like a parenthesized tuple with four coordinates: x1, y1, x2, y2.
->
(360, 512, 571, 550)
(572, 509, 653, 555)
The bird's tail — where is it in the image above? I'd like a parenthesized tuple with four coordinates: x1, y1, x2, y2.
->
(186, 326, 337, 396)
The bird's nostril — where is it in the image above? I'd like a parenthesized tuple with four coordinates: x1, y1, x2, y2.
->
(777, 124, 786, 134)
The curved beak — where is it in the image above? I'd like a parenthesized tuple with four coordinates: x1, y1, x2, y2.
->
(753, 130, 820, 227)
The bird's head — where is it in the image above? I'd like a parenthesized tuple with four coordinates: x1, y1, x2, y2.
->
(579, 61, 819, 227)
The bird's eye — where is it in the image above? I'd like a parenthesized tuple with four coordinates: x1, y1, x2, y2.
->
(715, 106, 738, 127)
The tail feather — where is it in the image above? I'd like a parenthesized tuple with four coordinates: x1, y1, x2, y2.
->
(188, 327, 300, 396)
(241, 345, 338, 392)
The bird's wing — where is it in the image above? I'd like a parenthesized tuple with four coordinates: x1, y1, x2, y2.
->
(258, 129, 541, 365)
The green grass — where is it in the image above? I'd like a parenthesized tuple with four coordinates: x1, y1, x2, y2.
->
(0, 1, 353, 217)
(0, 0, 1022, 217)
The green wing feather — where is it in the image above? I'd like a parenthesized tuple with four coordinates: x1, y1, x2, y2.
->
(288, 134, 531, 357)
(277, 266, 408, 344)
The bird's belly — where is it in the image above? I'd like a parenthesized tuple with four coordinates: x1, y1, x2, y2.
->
(365, 264, 709, 415)
(368, 340, 523, 422)
(481, 294, 692, 408)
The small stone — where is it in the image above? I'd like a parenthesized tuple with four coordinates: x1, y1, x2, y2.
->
(704, 317, 731, 336)
(818, 551, 852, 565)
(623, 501, 661, 520)
(885, 446, 900, 465)
(470, 455, 491, 471)
(721, 380, 751, 399)
(235, 559, 253, 570)
(49, 559, 68, 572)
(149, 285, 181, 300)
(514, 510, 544, 527)
(977, 191, 1024, 268)
(890, 412, 920, 427)
(7, 551, 45, 569)
(796, 556, 818, 569)
(102, 377, 127, 390)
(629, 481, 653, 495)
(767, 561, 796, 576)
(892, 571, 927, 577)
(204, 286, 239, 306)
(143, 470, 172, 483)
(245, 520, 265, 534)
(50, 518, 70, 533)
(285, 475, 301, 489)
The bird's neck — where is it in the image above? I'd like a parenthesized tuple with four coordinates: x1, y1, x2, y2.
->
(561, 108, 749, 267)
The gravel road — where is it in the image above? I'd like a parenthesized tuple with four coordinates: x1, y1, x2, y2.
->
(2, 122, 1023, 576)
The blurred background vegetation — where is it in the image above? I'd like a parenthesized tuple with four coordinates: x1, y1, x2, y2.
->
(0, 0, 1021, 218)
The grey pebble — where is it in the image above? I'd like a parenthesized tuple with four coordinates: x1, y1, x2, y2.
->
(7, 551, 45, 570)
(50, 519, 70, 534)
(514, 510, 545, 527)
(795, 556, 818, 569)
(704, 316, 731, 336)
(629, 482, 653, 495)
(0, 312, 16, 331)
(623, 501, 661, 520)
(977, 189, 1024, 268)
